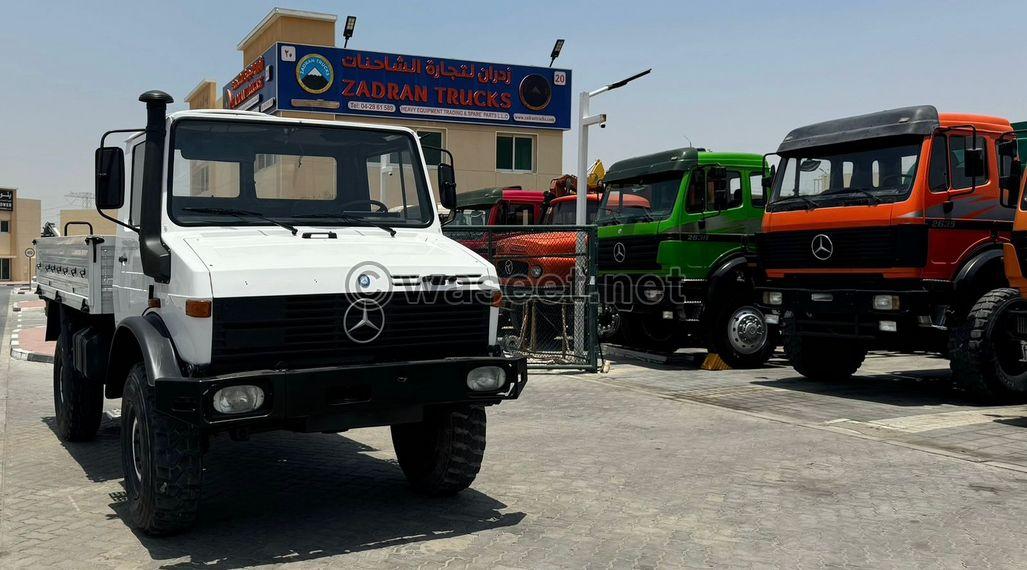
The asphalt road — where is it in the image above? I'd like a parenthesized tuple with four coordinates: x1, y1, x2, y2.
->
(2, 287, 1027, 568)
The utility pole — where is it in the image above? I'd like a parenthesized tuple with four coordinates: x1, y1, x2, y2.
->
(573, 69, 652, 363)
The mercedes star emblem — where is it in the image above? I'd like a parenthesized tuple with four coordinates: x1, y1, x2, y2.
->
(613, 242, 627, 263)
(343, 298, 386, 343)
(358, 273, 372, 288)
(503, 259, 514, 275)
(811, 234, 834, 261)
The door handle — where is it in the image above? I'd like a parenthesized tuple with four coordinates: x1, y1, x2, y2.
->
(118, 255, 128, 263)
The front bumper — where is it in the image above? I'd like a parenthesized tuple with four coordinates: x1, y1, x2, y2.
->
(154, 355, 527, 433)
(757, 286, 936, 343)
(599, 274, 708, 315)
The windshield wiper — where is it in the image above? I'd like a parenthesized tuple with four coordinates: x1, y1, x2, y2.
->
(822, 187, 881, 205)
(293, 213, 397, 237)
(181, 207, 299, 235)
(768, 195, 818, 211)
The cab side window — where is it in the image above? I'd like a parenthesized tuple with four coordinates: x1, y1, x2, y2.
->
(130, 141, 145, 224)
(501, 204, 535, 225)
(950, 135, 989, 189)
(724, 171, 743, 209)
(685, 170, 705, 213)
(749, 172, 766, 207)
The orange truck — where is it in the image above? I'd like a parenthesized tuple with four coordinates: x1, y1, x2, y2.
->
(756, 106, 1022, 398)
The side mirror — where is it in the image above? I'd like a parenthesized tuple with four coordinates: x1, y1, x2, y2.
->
(437, 163, 457, 210)
(963, 147, 986, 180)
(94, 147, 125, 209)
(1000, 158, 1023, 208)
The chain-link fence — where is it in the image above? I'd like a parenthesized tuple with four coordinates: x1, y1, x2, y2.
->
(443, 224, 599, 371)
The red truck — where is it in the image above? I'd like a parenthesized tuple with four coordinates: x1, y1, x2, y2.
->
(446, 186, 550, 257)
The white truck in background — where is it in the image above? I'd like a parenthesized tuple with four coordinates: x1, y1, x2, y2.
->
(34, 90, 527, 535)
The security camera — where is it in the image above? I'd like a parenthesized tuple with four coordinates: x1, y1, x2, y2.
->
(599, 114, 608, 128)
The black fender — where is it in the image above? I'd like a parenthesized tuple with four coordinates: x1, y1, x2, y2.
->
(104, 313, 181, 398)
(706, 254, 755, 309)
(953, 247, 1008, 310)
(44, 300, 61, 341)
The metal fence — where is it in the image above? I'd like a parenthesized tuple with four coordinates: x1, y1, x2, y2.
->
(443, 224, 599, 371)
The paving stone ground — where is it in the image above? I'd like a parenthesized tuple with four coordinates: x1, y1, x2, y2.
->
(2, 285, 1027, 568)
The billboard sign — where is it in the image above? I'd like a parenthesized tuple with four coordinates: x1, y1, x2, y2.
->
(0, 189, 13, 211)
(225, 43, 572, 130)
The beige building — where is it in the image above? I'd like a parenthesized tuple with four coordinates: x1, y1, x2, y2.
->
(0, 188, 41, 283)
(59, 209, 117, 236)
(185, 8, 566, 198)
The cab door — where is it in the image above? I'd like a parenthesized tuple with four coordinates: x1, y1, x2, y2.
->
(692, 168, 751, 274)
(112, 138, 150, 323)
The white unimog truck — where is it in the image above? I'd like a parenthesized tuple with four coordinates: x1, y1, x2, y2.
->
(34, 91, 528, 535)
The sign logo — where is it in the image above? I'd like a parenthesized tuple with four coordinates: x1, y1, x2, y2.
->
(811, 234, 834, 261)
(613, 242, 627, 263)
(519, 74, 552, 111)
(296, 54, 334, 95)
(343, 298, 385, 343)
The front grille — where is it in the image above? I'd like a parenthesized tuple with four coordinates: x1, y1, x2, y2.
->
(758, 225, 928, 269)
(599, 236, 661, 271)
(211, 293, 490, 373)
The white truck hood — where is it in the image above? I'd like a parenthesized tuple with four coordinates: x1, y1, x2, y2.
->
(180, 228, 494, 298)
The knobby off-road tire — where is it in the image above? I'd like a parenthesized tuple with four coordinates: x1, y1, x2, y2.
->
(121, 363, 203, 535)
(782, 317, 867, 381)
(711, 300, 775, 369)
(950, 288, 1027, 403)
(392, 405, 486, 496)
(53, 335, 104, 442)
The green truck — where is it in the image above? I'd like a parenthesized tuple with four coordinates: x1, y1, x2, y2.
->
(597, 147, 773, 367)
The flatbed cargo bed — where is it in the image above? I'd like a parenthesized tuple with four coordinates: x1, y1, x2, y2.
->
(34, 235, 116, 315)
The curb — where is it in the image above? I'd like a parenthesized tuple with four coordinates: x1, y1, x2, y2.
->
(9, 346, 54, 364)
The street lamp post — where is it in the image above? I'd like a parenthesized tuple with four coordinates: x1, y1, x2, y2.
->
(572, 69, 652, 364)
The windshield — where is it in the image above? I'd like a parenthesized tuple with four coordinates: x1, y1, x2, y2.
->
(545, 199, 599, 224)
(169, 119, 434, 228)
(448, 207, 491, 226)
(769, 136, 922, 211)
(597, 172, 682, 225)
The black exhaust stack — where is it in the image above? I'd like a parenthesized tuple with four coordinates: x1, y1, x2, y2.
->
(138, 90, 173, 283)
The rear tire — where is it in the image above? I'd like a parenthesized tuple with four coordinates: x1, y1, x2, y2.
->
(711, 301, 775, 369)
(121, 363, 203, 535)
(783, 317, 866, 381)
(392, 406, 486, 496)
(950, 288, 1027, 402)
(53, 335, 103, 442)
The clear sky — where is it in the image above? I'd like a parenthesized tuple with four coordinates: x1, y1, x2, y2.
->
(1, 0, 1024, 221)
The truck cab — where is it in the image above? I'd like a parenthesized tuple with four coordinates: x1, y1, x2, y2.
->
(35, 91, 527, 534)
(757, 106, 1021, 391)
(595, 147, 772, 367)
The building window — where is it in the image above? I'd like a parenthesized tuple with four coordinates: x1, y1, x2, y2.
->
(418, 131, 445, 167)
(0, 259, 9, 281)
(0, 220, 9, 233)
(496, 134, 534, 172)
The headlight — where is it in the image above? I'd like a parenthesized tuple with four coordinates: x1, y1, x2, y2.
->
(529, 265, 543, 278)
(467, 366, 506, 391)
(643, 288, 664, 302)
(873, 295, 900, 311)
(763, 291, 783, 306)
(213, 385, 265, 414)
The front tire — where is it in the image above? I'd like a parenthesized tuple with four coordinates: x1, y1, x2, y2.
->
(392, 406, 486, 496)
(53, 335, 103, 442)
(950, 288, 1027, 402)
(783, 317, 867, 381)
(619, 313, 679, 352)
(711, 302, 775, 369)
(121, 363, 203, 535)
